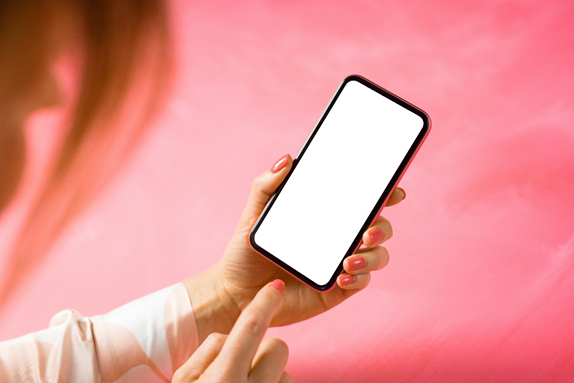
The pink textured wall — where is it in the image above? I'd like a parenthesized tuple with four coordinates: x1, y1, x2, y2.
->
(1, 0, 574, 381)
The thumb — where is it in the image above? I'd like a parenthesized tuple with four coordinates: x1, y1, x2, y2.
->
(238, 154, 292, 232)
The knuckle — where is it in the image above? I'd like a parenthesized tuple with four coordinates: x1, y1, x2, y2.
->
(252, 173, 266, 190)
(375, 247, 390, 269)
(205, 332, 226, 346)
(204, 366, 233, 382)
(239, 312, 265, 334)
(360, 273, 372, 288)
(217, 370, 235, 382)
(382, 219, 393, 239)
(266, 338, 289, 358)
(201, 370, 230, 383)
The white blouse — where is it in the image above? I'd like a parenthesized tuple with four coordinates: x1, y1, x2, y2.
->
(0, 283, 198, 382)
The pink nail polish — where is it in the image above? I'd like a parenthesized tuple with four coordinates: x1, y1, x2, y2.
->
(269, 279, 285, 294)
(347, 256, 366, 271)
(270, 154, 289, 173)
(368, 228, 383, 245)
(339, 274, 356, 286)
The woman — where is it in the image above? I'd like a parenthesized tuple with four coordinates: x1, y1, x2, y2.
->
(0, 1, 404, 382)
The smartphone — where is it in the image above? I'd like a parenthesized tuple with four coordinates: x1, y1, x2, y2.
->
(249, 75, 431, 292)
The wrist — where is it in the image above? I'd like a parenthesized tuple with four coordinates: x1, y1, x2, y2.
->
(182, 264, 242, 345)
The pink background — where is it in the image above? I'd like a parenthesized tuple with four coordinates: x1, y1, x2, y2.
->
(2, 0, 574, 381)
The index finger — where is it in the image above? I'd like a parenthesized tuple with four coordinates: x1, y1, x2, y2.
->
(213, 279, 285, 376)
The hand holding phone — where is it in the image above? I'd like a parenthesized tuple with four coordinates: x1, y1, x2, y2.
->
(191, 75, 429, 343)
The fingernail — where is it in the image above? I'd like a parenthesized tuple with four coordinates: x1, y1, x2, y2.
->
(367, 228, 383, 245)
(270, 154, 289, 173)
(347, 256, 366, 271)
(269, 279, 285, 294)
(339, 274, 356, 286)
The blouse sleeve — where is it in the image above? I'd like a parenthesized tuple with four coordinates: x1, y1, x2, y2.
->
(0, 283, 198, 383)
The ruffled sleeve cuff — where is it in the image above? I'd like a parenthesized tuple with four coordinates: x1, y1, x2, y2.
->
(90, 283, 198, 382)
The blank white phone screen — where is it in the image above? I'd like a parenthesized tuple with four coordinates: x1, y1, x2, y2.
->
(254, 80, 424, 286)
